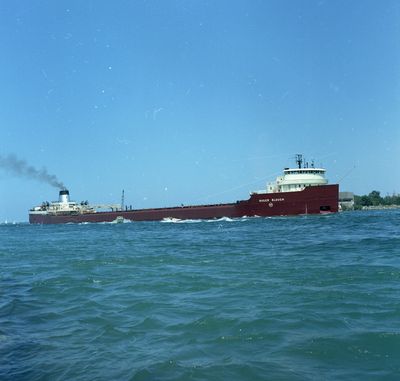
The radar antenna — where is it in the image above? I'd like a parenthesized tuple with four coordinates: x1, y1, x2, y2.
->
(295, 154, 303, 169)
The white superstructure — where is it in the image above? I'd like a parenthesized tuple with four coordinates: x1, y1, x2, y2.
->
(254, 154, 329, 194)
(29, 189, 121, 216)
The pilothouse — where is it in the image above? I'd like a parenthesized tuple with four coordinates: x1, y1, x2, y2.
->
(266, 154, 328, 193)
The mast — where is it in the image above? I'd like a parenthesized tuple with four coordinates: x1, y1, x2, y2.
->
(295, 154, 303, 169)
(121, 189, 125, 211)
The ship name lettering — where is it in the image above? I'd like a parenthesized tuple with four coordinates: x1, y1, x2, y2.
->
(259, 197, 285, 203)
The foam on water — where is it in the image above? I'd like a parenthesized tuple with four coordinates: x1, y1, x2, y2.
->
(207, 216, 236, 222)
(161, 216, 241, 223)
(161, 217, 184, 223)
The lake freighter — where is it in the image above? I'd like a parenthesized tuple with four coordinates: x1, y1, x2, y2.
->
(29, 155, 338, 224)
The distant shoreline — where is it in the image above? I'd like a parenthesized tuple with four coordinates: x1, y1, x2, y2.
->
(354, 191, 400, 210)
(361, 205, 400, 210)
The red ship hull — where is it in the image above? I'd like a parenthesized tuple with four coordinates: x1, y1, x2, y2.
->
(29, 184, 338, 224)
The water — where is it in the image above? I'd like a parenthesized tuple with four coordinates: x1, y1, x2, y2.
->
(1, 211, 399, 380)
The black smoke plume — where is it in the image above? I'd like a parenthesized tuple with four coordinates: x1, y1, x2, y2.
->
(0, 154, 65, 189)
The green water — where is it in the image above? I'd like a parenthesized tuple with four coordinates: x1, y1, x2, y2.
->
(1, 211, 399, 380)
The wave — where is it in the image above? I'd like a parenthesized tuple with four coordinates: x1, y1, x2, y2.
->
(207, 217, 235, 222)
(161, 217, 203, 224)
(161, 216, 253, 223)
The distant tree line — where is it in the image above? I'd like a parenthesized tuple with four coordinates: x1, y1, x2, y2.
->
(354, 190, 400, 210)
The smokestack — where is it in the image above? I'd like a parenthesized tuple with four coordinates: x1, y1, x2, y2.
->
(59, 189, 70, 203)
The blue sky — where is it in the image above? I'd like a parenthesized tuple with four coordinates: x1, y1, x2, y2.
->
(1, 0, 399, 222)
